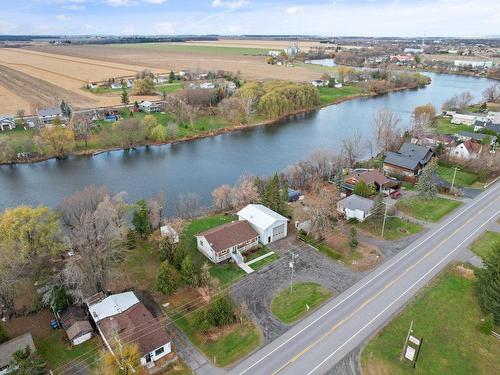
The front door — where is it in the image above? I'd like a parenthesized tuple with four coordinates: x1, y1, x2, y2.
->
(145, 353, 152, 363)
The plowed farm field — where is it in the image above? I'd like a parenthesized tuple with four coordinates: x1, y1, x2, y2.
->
(0, 48, 162, 114)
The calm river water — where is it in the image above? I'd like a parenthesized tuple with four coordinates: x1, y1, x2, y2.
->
(0, 72, 495, 214)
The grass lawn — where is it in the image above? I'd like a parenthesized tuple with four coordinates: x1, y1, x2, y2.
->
(318, 85, 364, 104)
(174, 313, 260, 367)
(156, 82, 184, 94)
(110, 43, 269, 56)
(358, 216, 423, 240)
(298, 232, 342, 260)
(36, 331, 100, 371)
(437, 165, 478, 187)
(470, 231, 500, 259)
(271, 282, 332, 324)
(401, 181, 415, 191)
(434, 117, 472, 135)
(361, 268, 500, 375)
(249, 253, 280, 271)
(396, 196, 462, 222)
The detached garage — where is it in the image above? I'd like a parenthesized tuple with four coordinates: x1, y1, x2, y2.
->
(337, 194, 374, 222)
(237, 204, 289, 245)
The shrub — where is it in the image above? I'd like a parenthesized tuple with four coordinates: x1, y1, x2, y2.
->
(353, 180, 372, 197)
(0, 323, 8, 344)
(155, 261, 180, 295)
(149, 125, 169, 142)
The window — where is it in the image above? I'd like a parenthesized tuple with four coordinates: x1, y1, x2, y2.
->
(199, 240, 203, 246)
(155, 347, 165, 356)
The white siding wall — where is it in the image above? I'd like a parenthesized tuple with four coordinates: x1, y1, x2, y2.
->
(140, 342, 172, 366)
(345, 208, 367, 222)
(72, 332, 92, 346)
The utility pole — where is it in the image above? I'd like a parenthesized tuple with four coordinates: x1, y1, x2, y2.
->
(381, 201, 389, 239)
(450, 166, 459, 192)
(288, 250, 299, 293)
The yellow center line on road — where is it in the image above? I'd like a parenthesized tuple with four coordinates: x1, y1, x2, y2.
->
(272, 196, 498, 374)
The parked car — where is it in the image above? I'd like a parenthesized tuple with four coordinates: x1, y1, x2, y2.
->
(390, 191, 402, 199)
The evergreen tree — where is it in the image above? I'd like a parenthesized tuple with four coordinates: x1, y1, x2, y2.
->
(181, 254, 200, 286)
(132, 199, 150, 238)
(353, 180, 372, 197)
(169, 70, 176, 82)
(60, 100, 71, 118)
(155, 261, 179, 295)
(477, 249, 500, 325)
(348, 227, 358, 249)
(261, 174, 285, 215)
(7, 346, 46, 375)
(121, 85, 129, 107)
(415, 159, 437, 198)
(370, 193, 386, 225)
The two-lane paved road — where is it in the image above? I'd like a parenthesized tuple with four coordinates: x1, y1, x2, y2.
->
(229, 182, 500, 375)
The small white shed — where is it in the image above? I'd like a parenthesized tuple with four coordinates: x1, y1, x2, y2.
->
(237, 204, 289, 245)
(160, 224, 179, 243)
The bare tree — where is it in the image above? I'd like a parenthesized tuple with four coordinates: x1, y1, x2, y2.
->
(212, 185, 233, 212)
(175, 192, 200, 219)
(442, 91, 474, 111)
(342, 131, 363, 168)
(0, 243, 24, 316)
(373, 109, 404, 153)
(483, 83, 500, 103)
(59, 186, 127, 300)
(230, 175, 260, 209)
(147, 192, 165, 230)
(71, 114, 95, 149)
(307, 186, 339, 240)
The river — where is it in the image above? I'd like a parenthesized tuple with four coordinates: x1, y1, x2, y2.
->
(0, 72, 495, 215)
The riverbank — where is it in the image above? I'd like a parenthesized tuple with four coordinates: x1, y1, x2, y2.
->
(0, 82, 424, 166)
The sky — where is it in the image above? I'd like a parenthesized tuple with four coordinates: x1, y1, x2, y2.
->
(0, 0, 499, 37)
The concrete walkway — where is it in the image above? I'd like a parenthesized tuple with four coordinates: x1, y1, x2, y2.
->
(246, 251, 276, 265)
(237, 262, 254, 274)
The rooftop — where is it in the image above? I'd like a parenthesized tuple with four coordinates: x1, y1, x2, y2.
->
(0, 332, 36, 369)
(338, 194, 374, 213)
(87, 291, 139, 322)
(197, 220, 258, 253)
(237, 204, 288, 231)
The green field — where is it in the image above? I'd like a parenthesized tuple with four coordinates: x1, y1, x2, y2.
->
(36, 331, 99, 371)
(271, 282, 332, 324)
(174, 312, 261, 367)
(437, 165, 478, 187)
(435, 117, 472, 135)
(470, 231, 500, 259)
(156, 82, 184, 94)
(361, 268, 500, 375)
(110, 43, 269, 56)
(358, 216, 423, 240)
(318, 85, 364, 104)
(396, 196, 462, 222)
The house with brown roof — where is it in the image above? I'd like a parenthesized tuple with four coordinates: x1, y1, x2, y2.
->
(58, 305, 93, 346)
(196, 220, 259, 263)
(86, 291, 171, 368)
(343, 169, 400, 196)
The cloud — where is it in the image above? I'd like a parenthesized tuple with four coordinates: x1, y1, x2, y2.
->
(63, 4, 86, 10)
(106, 0, 137, 6)
(56, 14, 71, 20)
(154, 21, 175, 34)
(142, 0, 167, 3)
(285, 6, 303, 15)
(211, 0, 249, 10)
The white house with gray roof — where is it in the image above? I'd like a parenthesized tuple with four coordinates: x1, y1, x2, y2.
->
(337, 195, 374, 222)
(37, 106, 65, 125)
(0, 116, 16, 131)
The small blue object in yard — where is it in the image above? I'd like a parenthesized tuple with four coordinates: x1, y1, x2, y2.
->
(104, 115, 118, 122)
(50, 319, 59, 329)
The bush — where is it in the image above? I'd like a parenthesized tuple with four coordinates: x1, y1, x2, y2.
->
(193, 296, 236, 333)
(0, 322, 8, 344)
(51, 286, 72, 312)
(155, 261, 180, 295)
(353, 180, 373, 197)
